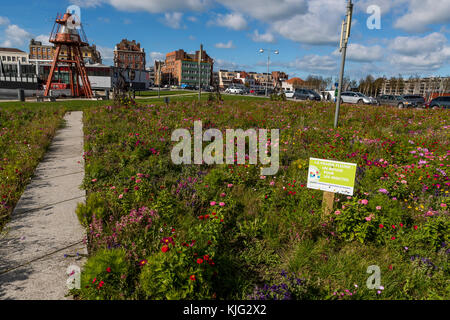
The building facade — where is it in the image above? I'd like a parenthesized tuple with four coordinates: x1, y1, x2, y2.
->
(161, 49, 213, 87)
(114, 39, 146, 70)
(28, 39, 102, 65)
(0, 48, 29, 64)
(380, 77, 450, 97)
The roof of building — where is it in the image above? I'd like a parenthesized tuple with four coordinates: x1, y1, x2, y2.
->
(0, 48, 26, 53)
(286, 77, 304, 84)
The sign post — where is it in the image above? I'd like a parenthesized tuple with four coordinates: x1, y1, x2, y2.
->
(334, 0, 353, 128)
(307, 158, 357, 216)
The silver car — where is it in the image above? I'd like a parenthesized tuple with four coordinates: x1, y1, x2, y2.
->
(340, 92, 376, 104)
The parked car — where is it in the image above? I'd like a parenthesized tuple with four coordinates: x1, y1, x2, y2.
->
(376, 94, 396, 106)
(376, 94, 425, 108)
(340, 92, 376, 104)
(293, 89, 321, 101)
(425, 96, 450, 109)
(284, 90, 295, 98)
(397, 95, 425, 108)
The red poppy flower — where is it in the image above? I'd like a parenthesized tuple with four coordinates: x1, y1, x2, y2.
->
(106, 267, 112, 273)
(161, 245, 169, 253)
(392, 225, 396, 229)
(391, 236, 396, 240)
(199, 215, 204, 220)
(414, 225, 418, 230)
(379, 224, 384, 228)
(399, 223, 403, 227)
(92, 278, 97, 283)
(204, 255, 209, 261)
(197, 258, 204, 264)
(190, 275, 196, 281)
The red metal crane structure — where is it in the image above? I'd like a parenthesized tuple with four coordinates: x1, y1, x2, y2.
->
(44, 12, 93, 98)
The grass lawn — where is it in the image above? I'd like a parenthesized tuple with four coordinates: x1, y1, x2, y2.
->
(135, 90, 195, 97)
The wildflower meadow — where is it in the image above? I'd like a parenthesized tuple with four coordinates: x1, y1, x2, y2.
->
(70, 99, 449, 300)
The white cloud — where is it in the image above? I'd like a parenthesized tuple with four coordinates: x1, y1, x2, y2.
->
(333, 43, 384, 62)
(149, 51, 166, 64)
(1, 24, 32, 47)
(387, 32, 450, 72)
(162, 12, 184, 29)
(107, 0, 210, 12)
(354, 0, 409, 14)
(218, 0, 308, 22)
(97, 45, 114, 64)
(35, 34, 51, 46)
(394, 0, 450, 32)
(214, 40, 235, 49)
(389, 32, 447, 55)
(0, 16, 10, 25)
(289, 54, 338, 73)
(187, 16, 198, 22)
(272, 0, 347, 45)
(252, 30, 275, 43)
(70, 0, 104, 7)
(210, 13, 247, 30)
(214, 58, 249, 70)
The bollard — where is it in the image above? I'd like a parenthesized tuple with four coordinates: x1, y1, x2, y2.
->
(18, 89, 25, 102)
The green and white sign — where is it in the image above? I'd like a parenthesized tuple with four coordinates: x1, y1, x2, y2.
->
(307, 158, 357, 196)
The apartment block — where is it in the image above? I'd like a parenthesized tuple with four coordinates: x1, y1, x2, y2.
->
(161, 49, 213, 87)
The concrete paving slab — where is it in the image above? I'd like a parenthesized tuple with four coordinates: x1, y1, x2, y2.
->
(0, 111, 87, 300)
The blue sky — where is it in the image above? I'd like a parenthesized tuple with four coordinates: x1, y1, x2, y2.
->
(1, 0, 449, 81)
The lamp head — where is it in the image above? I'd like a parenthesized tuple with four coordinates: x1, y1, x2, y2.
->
(274, 50, 279, 54)
(259, 49, 264, 53)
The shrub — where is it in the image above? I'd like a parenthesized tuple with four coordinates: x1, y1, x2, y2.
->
(76, 192, 108, 227)
(77, 248, 129, 300)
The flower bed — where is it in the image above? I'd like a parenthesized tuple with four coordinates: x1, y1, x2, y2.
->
(0, 106, 66, 230)
(75, 100, 449, 300)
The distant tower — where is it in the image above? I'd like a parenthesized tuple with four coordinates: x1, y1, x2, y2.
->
(44, 11, 93, 98)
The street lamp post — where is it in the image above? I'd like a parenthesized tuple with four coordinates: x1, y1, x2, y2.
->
(259, 48, 279, 97)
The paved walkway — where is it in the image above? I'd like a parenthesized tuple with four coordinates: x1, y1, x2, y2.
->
(0, 111, 86, 300)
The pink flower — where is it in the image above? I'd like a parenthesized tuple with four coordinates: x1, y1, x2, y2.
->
(360, 199, 369, 205)
(365, 216, 372, 221)
(440, 203, 447, 208)
(220, 193, 226, 198)
(334, 210, 341, 215)
(210, 201, 216, 206)
(219, 202, 225, 207)
(227, 184, 233, 188)
(119, 194, 123, 199)
(92, 179, 97, 183)
(376, 206, 382, 210)
(270, 181, 275, 186)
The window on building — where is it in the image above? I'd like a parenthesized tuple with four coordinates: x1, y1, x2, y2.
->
(12, 57, 16, 62)
(22, 57, 26, 63)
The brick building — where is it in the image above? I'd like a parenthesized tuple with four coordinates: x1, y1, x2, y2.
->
(114, 39, 146, 70)
(160, 49, 213, 87)
(29, 39, 102, 64)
